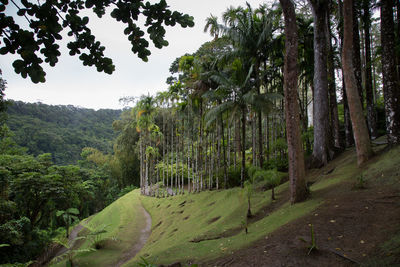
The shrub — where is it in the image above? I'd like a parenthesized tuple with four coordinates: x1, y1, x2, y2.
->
(118, 184, 138, 198)
(248, 165, 262, 180)
(263, 157, 288, 172)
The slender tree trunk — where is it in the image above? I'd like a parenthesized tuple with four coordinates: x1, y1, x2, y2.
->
(241, 106, 246, 188)
(176, 132, 178, 195)
(381, 0, 400, 145)
(220, 113, 228, 189)
(397, 1, 400, 78)
(363, 0, 377, 139)
(326, 4, 341, 149)
(280, 0, 308, 204)
(309, 0, 334, 167)
(342, 0, 373, 166)
(199, 101, 203, 191)
(227, 119, 231, 168)
(171, 121, 174, 195)
(252, 113, 256, 166)
(353, 2, 364, 106)
(266, 115, 270, 161)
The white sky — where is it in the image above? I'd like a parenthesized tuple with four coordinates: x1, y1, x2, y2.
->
(1, 0, 268, 110)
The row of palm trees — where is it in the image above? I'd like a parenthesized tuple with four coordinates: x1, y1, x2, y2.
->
(134, 3, 289, 197)
(131, 1, 399, 201)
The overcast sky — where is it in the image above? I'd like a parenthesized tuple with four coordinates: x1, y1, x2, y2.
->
(2, 0, 268, 110)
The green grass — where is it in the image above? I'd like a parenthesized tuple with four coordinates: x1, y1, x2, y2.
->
(58, 144, 398, 266)
(123, 181, 321, 266)
(51, 190, 146, 267)
(363, 145, 400, 186)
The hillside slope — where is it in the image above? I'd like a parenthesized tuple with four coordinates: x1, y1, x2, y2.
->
(5, 100, 121, 164)
(63, 143, 400, 266)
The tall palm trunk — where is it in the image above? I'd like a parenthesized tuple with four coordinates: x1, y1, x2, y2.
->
(241, 105, 246, 188)
(352, 2, 364, 106)
(342, 0, 373, 166)
(280, 0, 308, 204)
(381, 0, 400, 145)
(309, 0, 334, 167)
(363, 0, 377, 139)
(220, 112, 228, 189)
(326, 4, 341, 149)
(252, 113, 256, 166)
(170, 120, 174, 195)
(338, 0, 354, 148)
(162, 113, 165, 193)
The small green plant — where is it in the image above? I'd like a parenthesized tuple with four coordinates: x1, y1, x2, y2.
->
(85, 223, 118, 249)
(241, 219, 248, 234)
(56, 208, 80, 238)
(353, 173, 367, 190)
(265, 169, 282, 200)
(138, 256, 158, 267)
(243, 180, 254, 218)
(52, 236, 95, 267)
(299, 224, 318, 255)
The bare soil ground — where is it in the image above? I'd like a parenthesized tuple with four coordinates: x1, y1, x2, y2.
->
(204, 148, 400, 267)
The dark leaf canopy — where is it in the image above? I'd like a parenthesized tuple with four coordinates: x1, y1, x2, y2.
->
(0, 0, 194, 83)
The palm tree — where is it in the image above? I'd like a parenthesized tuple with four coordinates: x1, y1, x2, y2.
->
(220, 3, 275, 168)
(136, 95, 157, 195)
(204, 14, 221, 40)
(209, 58, 254, 187)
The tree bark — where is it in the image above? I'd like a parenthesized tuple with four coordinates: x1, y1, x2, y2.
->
(363, 0, 377, 139)
(381, 0, 400, 145)
(326, 3, 341, 149)
(309, 0, 334, 167)
(280, 0, 308, 204)
(338, 0, 354, 148)
(352, 1, 364, 106)
(241, 105, 246, 188)
(342, 0, 373, 166)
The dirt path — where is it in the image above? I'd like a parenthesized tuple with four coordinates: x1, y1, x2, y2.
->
(32, 219, 91, 267)
(114, 203, 152, 267)
(54, 220, 90, 258)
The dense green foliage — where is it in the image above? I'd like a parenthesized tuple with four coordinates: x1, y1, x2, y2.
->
(0, 123, 130, 264)
(1, 0, 194, 83)
(6, 100, 121, 165)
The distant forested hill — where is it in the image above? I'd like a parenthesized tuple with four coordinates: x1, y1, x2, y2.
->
(5, 100, 122, 164)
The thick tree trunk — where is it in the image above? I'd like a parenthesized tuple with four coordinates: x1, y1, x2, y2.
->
(280, 0, 308, 204)
(309, 0, 334, 167)
(381, 0, 400, 145)
(363, 0, 377, 139)
(338, 0, 354, 148)
(342, 0, 373, 166)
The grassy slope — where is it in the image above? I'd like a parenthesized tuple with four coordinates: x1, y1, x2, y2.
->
(128, 144, 392, 266)
(52, 190, 146, 267)
(131, 189, 320, 265)
(64, 141, 399, 266)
